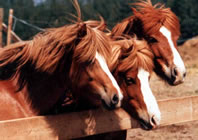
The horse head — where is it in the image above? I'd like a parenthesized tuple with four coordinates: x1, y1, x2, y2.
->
(110, 37, 161, 130)
(111, 0, 186, 86)
(68, 20, 123, 110)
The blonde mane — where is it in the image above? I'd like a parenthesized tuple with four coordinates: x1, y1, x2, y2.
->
(111, 16, 135, 37)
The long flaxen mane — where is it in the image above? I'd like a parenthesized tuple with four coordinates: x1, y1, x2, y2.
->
(0, 15, 111, 92)
(111, 0, 180, 37)
(110, 37, 154, 73)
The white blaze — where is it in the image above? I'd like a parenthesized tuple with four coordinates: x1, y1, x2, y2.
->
(159, 26, 186, 76)
(95, 52, 123, 104)
(138, 68, 161, 125)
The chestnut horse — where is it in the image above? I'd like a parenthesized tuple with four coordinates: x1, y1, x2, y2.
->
(111, 0, 186, 85)
(109, 37, 160, 130)
(0, 14, 123, 120)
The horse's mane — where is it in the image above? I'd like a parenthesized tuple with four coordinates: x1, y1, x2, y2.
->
(0, 2, 111, 91)
(110, 37, 154, 73)
(133, 0, 180, 36)
(111, 16, 135, 37)
(0, 23, 90, 73)
(111, 0, 180, 37)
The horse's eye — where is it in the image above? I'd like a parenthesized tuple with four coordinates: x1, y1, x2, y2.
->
(85, 60, 92, 66)
(148, 37, 158, 43)
(125, 77, 136, 85)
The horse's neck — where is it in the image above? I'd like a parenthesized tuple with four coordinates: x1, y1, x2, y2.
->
(23, 71, 68, 115)
(0, 72, 68, 120)
(0, 79, 36, 120)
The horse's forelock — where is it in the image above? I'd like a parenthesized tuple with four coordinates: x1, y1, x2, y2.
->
(117, 39, 154, 73)
(133, 0, 180, 36)
(110, 39, 133, 71)
(73, 24, 111, 65)
(113, 0, 180, 38)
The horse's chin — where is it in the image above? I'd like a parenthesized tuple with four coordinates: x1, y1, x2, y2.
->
(154, 60, 184, 86)
(90, 99, 102, 107)
(163, 75, 176, 86)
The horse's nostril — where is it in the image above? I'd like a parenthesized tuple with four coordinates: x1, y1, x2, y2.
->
(112, 94, 119, 104)
(150, 116, 157, 127)
(183, 72, 187, 78)
(172, 67, 178, 77)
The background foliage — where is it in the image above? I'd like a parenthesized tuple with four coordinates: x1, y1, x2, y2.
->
(0, 0, 197, 44)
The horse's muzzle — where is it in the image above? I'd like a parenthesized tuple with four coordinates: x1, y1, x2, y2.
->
(102, 94, 120, 110)
(170, 66, 186, 85)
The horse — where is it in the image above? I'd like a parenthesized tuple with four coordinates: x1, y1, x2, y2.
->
(111, 0, 186, 86)
(109, 37, 160, 130)
(0, 7, 123, 121)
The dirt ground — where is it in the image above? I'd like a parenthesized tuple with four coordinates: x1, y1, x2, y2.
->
(126, 37, 198, 140)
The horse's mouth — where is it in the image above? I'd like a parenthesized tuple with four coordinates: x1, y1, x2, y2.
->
(101, 100, 116, 110)
(138, 118, 153, 130)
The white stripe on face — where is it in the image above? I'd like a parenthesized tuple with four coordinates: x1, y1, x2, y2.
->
(95, 52, 123, 102)
(138, 68, 161, 125)
(159, 26, 186, 75)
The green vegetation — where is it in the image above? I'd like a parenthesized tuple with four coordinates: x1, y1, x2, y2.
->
(0, 0, 198, 44)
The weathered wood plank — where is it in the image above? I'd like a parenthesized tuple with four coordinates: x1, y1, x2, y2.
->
(3, 23, 22, 43)
(159, 96, 197, 126)
(0, 96, 198, 139)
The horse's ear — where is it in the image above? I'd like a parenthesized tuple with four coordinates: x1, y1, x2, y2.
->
(130, 17, 145, 39)
(98, 15, 107, 31)
(75, 23, 87, 46)
(77, 23, 87, 38)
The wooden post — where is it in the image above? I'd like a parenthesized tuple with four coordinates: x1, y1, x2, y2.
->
(7, 9, 13, 45)
(2, 23, 22, 42)
(0, 8, 3, 47)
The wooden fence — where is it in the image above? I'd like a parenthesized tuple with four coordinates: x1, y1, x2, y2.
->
(0, 8, 21, 47)
(0, 95, 198, 140)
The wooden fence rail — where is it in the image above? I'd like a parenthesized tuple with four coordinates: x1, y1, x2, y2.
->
(0, 95, 198, 140)
(2, 23, 22, 42)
